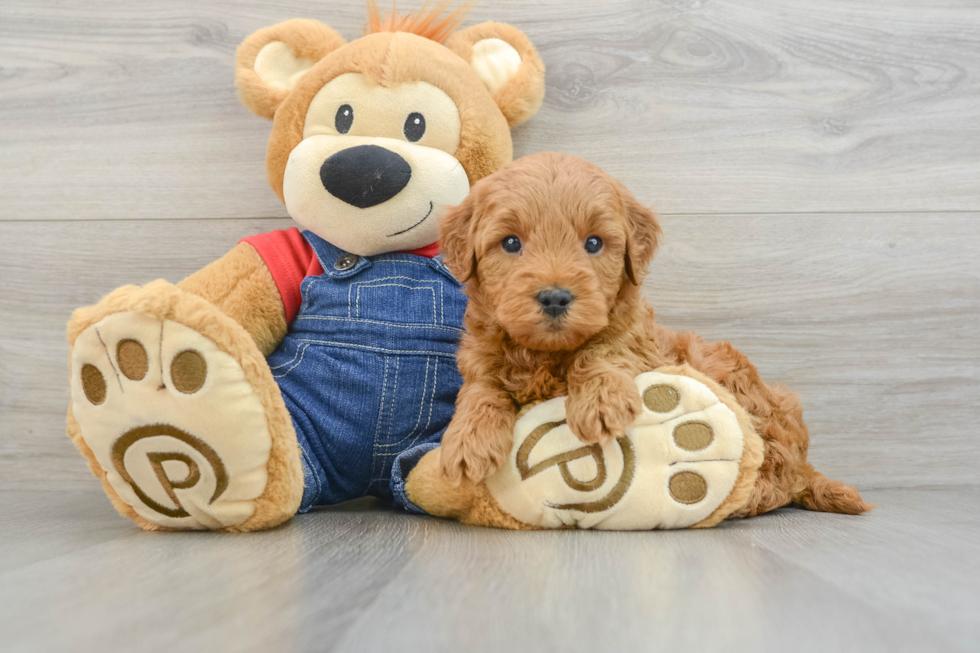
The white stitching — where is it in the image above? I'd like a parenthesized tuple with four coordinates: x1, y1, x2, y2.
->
(347, 277, 354, 319)
(375, 357, 398, 486)
(356, 275, 438, 284)
(350, 276, 439, 323)
(411, 357, 429, 440)
(424, 358, 437, 437)
(351, 275, 421, 285)
(370, 356, 391, 489)
(269, 342, 304, 370)
(377, 356, 428, 450)
(406, 356, 439, 452)
(387, 357, 400, 443)
(356, 283, 437, 322)
(372, 258, 430, 265)
(299, 276, 315, 317)
(272, 343, 309, 378)
(291, 338, 456, 358)
(294, 315, 462, 334)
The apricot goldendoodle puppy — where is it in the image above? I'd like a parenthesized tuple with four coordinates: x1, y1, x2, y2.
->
(437, 151, 869, 517)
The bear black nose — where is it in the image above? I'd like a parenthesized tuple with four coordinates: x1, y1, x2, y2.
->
(320, 144, 412, 208)
(536, 288, 574, 318)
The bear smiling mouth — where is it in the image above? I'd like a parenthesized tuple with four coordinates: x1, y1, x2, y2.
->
(387, 201, 434, 237)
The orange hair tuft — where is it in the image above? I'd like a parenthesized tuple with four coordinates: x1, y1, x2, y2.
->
(365, 0, 475, 44)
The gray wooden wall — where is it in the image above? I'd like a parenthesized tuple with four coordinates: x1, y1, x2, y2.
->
(1, 0, 977, 492)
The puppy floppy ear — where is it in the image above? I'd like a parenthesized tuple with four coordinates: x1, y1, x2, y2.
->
(440, 193, 480, 282)
(446, 22, 545, 127)
(620, 186, 662, 286)
(235, 19, 346, 119)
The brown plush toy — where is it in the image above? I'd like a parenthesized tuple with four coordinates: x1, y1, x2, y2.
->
(65, 3, 546, 532)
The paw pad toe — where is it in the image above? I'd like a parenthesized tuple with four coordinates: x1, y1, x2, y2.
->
(672, 421, 714, 451)
(116, 339, 148, 381)
(643, 384, 680, 413)
(171, 349, 207, 394)
(668, 471, 708, 504)
(81, 364, 106, 405)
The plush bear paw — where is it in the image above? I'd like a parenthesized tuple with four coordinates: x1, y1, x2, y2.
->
(482, 365, 764, 530)
(67, 282, 303, 531)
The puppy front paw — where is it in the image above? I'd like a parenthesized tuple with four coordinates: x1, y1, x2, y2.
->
(566, 377, 642, 444)
(440, 410, 515, 484)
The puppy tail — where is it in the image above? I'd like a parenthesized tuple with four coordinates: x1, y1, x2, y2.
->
(794, 465, 874, 514)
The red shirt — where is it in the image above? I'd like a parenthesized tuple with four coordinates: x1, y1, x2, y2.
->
(242, 228, 438, 324)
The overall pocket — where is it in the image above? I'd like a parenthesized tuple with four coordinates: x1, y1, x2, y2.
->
(349, 275, 448, 325)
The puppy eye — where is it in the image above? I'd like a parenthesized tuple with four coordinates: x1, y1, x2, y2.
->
(501, 235, 522, 254)
(335, 104, 354, 134)
(404, 112, 426, 142)
(584, 236, 603, 254)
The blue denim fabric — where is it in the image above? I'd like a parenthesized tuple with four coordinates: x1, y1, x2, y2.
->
(266, 231, 466, 512)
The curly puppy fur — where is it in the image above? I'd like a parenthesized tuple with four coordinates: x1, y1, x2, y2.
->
(438, 151, 871, 517)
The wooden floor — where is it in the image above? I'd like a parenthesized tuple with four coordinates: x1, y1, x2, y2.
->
(1, 0, 978, 651)
(2, 487, 979, 652)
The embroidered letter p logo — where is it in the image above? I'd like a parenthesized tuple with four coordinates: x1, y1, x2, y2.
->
(515, 420, 635, 513)
(111, 424, 229, 519)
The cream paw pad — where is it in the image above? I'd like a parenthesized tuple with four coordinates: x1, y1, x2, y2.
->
(66, 280, 304, 533)
(69, 311, 276, 530)
(484, 365, 764, 530)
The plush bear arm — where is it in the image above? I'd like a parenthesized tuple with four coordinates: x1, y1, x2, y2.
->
(177, 242, 287, 356)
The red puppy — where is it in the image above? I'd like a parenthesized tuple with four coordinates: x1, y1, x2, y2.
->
(437, 152, 869, 517)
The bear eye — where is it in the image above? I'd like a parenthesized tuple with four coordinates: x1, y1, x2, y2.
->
(335, 104, 353, 134)
(501, 235, 522, 254)
(404, 112, 426, 142)
(584, 236, 603, 254)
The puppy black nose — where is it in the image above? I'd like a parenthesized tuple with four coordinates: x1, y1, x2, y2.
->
(536, 288, 574, 318)
(320, 144, 412, 208)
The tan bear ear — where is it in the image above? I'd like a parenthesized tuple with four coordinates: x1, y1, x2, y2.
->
(446, 22, 545, 127)
(235, 19, 347, 120)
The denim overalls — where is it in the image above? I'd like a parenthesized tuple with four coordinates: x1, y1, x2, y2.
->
(265, 231, 466, 513)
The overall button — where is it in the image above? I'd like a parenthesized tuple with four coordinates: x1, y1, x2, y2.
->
(334, 254, 359, 271)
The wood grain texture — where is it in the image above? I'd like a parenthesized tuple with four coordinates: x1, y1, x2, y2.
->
(2, 487, 978, 653)
(1, 0, 979, 220)
(2, 3, 978, 648)
(1, 215, 977, 491)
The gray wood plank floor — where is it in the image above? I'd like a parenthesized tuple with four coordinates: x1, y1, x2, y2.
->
(1, 0, 978, 650)
(2, 487, 978, 653)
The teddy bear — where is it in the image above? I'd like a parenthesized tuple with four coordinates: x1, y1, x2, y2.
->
(65, 3, 546, 532)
